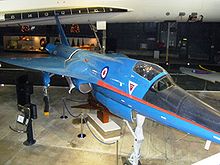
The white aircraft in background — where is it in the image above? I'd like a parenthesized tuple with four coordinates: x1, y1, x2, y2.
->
(0, 0, 220, 26)
(180, 66, 220, 84)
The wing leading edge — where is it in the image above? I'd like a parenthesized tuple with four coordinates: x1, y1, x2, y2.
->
(0, 56, 99, 83)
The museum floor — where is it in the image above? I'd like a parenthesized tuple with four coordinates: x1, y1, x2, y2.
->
(0, 86, 220, 165)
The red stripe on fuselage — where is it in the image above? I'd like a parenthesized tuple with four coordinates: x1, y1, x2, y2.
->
(97, 80, 220, 136)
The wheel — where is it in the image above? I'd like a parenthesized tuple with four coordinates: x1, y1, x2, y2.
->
(123, 160, 132, 165)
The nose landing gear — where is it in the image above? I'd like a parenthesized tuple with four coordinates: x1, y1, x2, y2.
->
(124, 114, 145, 165)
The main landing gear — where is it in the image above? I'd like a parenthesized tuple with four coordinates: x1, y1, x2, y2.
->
(42, 72, 75, 116)
(43, 86, 49, 116)
(42, 72, 51, 116)
(124, 114, 145, 165)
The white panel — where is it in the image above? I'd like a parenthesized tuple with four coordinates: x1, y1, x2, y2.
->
(17, 115, 24, 123)
(96, 21, 106, 30)
(0, 13, 5, 21)
(204, 140, 211, 150)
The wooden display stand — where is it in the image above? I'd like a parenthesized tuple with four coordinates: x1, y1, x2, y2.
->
(97, 110, 109, 123)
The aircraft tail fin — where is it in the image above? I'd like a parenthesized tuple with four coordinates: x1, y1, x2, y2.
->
(55, 15, 70, 46)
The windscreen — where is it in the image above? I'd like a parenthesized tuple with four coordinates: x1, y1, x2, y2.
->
(134, 61, 163, 81)
(152, 76, 174, 91)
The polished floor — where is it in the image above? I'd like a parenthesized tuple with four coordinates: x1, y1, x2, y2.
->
(0, 86, 220, 165)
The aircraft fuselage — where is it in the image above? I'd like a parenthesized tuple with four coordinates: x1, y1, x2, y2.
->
(45, 44, 220, 144)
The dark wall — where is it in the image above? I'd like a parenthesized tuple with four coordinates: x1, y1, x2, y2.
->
(0, 36, 3, 49)
(177, 22, 220, 62)
(107, 23, 157, 50)
(0, 23, 157, 51)
(1, 22, 220, 62)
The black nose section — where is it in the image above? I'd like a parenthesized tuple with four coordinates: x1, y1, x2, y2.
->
(144, 86, 220, 133)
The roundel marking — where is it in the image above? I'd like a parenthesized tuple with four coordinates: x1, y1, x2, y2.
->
(101, 66, 109, 79)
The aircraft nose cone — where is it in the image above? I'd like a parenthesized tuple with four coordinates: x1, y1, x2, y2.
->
(178, 91, 220, 133)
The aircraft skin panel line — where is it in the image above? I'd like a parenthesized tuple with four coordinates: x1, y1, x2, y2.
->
(96, 80, 220, 144)
(65, 49, 81, 63)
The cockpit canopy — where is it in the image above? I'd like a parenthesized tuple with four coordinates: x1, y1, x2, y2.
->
(133, 61, 164, 81)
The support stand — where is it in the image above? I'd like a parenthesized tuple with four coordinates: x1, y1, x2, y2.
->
(23, 104, 37, 146)
(60, 101, 68, 119)
(102, 30, 106, 54)
(165, 22, 177, 66)
(89, 24, 102, 51)
(15, 75, 37, 146)
(165, 22, 171, 64)
(116, 140, 119, 165)
(78, 113, 86, 138)
(23, 118, 36, 146)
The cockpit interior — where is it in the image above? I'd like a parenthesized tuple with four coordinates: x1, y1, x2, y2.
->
(133, 61, 164, 81)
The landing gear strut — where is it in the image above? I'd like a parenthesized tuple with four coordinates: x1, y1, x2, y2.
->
(43, 86, 49, 116)
(125, 114, 145, 165)
(42, 72, 51, 116)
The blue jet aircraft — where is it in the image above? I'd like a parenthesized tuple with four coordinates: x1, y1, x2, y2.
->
(1, 16, 220, 165)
